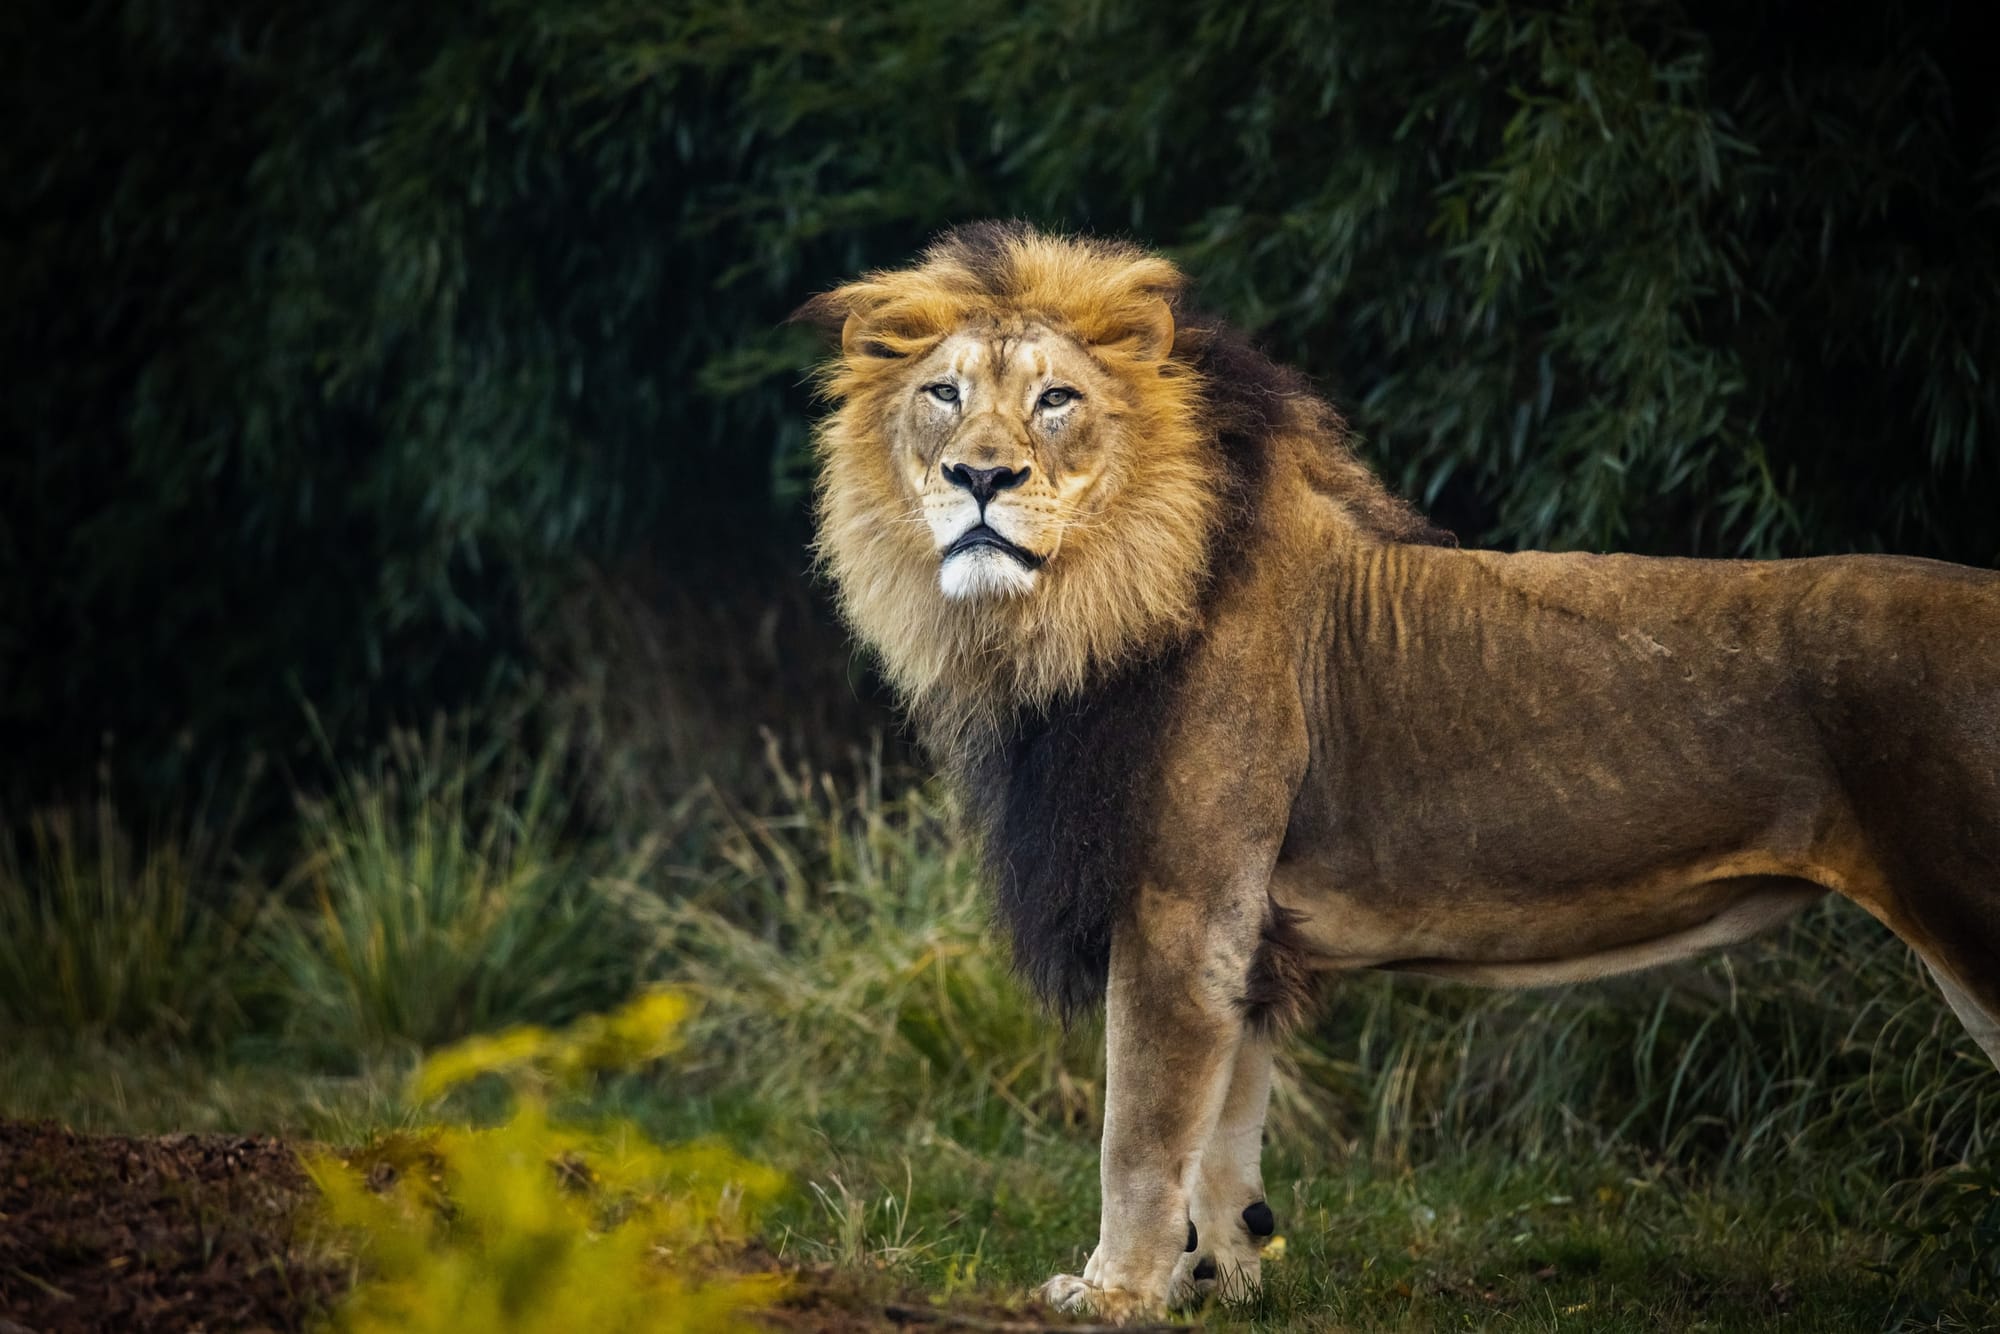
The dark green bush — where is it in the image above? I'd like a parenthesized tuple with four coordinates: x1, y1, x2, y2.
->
(7, 0, 1995, 806)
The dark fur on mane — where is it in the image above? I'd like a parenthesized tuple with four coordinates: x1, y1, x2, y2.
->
(958, 644, 1194, 1018)
(947, 294, 1451, 1019)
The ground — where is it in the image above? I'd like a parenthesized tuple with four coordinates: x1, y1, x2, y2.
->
(0, 1119, 1121, 1334)
(0, 1121, 339, 1333)
(0, 1112, 1953, 1333)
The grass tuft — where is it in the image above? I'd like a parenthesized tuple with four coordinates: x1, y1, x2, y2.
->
(658, 751, 1102, 1145)
(0, 798, 247, 1042)
(258, 725, 656, 1062)
(1294, 899, 2000, 1180)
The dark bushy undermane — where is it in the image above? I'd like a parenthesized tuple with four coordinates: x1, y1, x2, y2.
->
(957, 309, 1451, 1018)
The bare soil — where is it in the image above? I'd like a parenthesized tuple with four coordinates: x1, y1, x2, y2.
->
(0, 1121, 1128, 1334)
(0, 1120, 341, 1333)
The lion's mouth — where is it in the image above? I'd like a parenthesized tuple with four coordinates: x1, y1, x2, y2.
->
(943, 524, 1046, 570)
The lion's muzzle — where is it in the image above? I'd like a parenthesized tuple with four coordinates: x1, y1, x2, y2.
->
(941, 461, 1030, 506)
(937, 518, 1044, 600)
(943, 523, 1045, 570)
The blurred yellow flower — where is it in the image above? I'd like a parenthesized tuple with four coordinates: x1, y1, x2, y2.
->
(410, 988, 694, 1103)
(314, 988, 782, 1333)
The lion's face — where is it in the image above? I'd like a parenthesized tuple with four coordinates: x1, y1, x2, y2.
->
(801, 225, 1223, 728)
(886, 325, 1127, 602)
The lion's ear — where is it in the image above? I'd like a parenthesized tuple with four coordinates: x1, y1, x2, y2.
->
(1093, 295, 1176, 363)
(1132, 295, 1176, 361)
(841, 311, 904, 361)
(1083, 287, 1178, 363)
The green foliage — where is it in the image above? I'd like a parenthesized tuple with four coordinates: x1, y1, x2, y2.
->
(257, 726, 657, 1060)
(0, 798, 248, 1042)
(1881, 1165, 2000, 1328)
(7, 0, 1996, 803)
(312, 988, 783, 1333)
(1297, 898, 2000, 1180)
(658, 753, 1103, 1142)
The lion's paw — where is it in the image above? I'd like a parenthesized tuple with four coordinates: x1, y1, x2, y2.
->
(1038, 1274, 1164, 1323)
(1168, 1248, 1261, 1308)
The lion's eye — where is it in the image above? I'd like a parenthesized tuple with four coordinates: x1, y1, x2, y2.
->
(1038, 387, 1076, 410)
(925, 383, 959, 405)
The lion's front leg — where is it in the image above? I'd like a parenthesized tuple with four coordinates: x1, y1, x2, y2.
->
(1041, 902, 1251, 1321)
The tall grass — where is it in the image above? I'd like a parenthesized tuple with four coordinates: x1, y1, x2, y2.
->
(0, 798, 247, 1042)
(1297, 900, 1997, 1180)
(258, 726, 658, 1062)
(657, 748, 1102, 1143)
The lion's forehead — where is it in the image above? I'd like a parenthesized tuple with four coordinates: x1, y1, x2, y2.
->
(937, 327, 1072, 388)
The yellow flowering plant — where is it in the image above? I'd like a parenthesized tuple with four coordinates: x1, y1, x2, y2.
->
(309, 989, 784, 1333)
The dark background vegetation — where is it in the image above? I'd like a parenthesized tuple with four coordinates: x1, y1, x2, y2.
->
(6, 0, 1998, 812)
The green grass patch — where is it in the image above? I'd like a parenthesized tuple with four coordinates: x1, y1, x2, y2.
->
(0, 1038, 408, 1142)
(739, 1142, 1921, 1332)
(0, 798, 251, 1043)
(256, 725, 659, 1061)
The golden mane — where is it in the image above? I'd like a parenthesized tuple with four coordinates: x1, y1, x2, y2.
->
(800, 222, 1444, 744)
(801, 224, 1224, 740)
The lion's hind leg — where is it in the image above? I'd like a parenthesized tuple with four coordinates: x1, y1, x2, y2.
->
(1926, 961, 2000, 1071)
(1170, 1034, 1277, 1306)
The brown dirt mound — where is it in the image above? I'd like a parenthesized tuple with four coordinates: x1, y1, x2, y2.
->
(0, 1120, 1163, 1333)
(0, 1119, 341, 1333)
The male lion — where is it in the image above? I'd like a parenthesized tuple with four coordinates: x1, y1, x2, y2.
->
(797, 222, 2000, 1320)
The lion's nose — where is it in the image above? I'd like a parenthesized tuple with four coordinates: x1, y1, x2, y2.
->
(942, 462, 1030, 507)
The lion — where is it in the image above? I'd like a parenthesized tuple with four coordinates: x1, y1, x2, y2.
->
(796, 221, 2000, 1320)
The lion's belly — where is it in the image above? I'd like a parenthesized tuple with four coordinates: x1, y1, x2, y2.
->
(1269, 858, 1830, 985)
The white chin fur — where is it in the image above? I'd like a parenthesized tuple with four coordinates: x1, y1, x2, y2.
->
(939, 549, 1039, 600)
